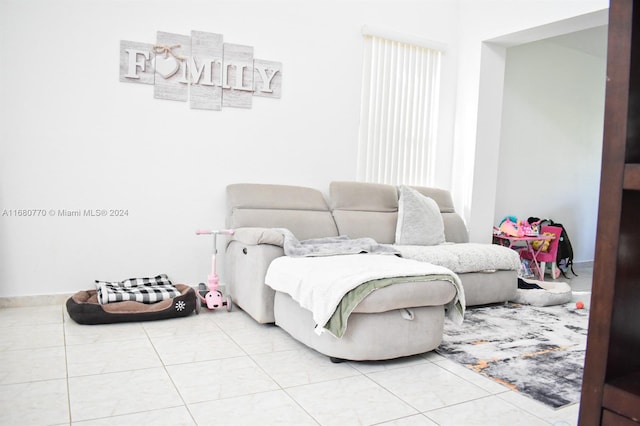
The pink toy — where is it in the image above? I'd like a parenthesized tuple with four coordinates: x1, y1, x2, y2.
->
(195, 229, 234, 312)
(499, 217, 525, 237)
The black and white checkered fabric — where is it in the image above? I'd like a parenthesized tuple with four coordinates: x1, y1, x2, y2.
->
(95, 274, 180, 305)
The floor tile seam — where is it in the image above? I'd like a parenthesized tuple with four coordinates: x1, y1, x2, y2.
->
(246, 348, 365, 390)
(0, 344, 67, 354)
(363, 356, 491, 395)
(216, 328, 316, 357)
(366, 366, 506, 416)
(142, 325, 198, 426)
(369, 412, 437, 426)
(66, 364, 167, 381)
(420, 392, 518, 416)
(357, 373, 424, 415)
(278, 387, 323, 426)
(185, 387, 301, 410)
(0, 375, 69, 387)
(269, 369, 402, 425)
(144, 326, 229, 341)
(160, 353, 251, 368)
(248, 348, 363, 386)
(427, 357, 512, 394)
(0, 321, 64, 329)
(182, 386, 326, 426)
(66, 363, 168, 379)
(67, 403, 187, 425)
(206, 316, 257, 359)
(63, 336, 151, 347)
(200, 309, 250, 331)
(143, 313, 226, 334)
(493, 391, 569, 423)
(351, 358, 432, 375)
(62, 305, 73, 425)
(273, 368, 364, 390)
(0, 377, 70, 390)
(245, 348, 288, 389)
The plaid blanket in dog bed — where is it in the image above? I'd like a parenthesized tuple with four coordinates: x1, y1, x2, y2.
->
(95, 274, 181, 305)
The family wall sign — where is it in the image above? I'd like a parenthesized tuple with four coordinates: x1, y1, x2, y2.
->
(119, 31, 282, 110)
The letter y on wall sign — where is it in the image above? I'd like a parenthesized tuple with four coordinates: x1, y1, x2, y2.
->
(119, 30, 282, 111)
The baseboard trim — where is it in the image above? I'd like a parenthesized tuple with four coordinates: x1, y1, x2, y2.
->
(0, 293, 74, 308)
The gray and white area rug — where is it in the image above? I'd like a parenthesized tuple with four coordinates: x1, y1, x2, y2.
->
(436, 302, 588, 409)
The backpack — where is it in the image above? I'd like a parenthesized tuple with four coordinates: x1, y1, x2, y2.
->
(527, 217, 578, 278)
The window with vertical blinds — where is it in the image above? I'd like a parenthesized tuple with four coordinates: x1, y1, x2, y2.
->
(357, 29, 443, 186)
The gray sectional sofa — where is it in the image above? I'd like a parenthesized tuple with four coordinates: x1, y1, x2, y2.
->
(224, 181, 519, 361)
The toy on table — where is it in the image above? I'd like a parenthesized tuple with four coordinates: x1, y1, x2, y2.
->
(497, 216, 541, 237)
(498, 216, 525, 237)
(195, 229, 234, 312)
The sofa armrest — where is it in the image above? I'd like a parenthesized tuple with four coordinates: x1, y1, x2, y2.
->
(230, 227, 285, 247)
(224, 231, 285, 323)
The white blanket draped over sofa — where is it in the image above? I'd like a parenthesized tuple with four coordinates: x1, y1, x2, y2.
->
(395, 242, 521, 274)
(264, 254, 464, 337)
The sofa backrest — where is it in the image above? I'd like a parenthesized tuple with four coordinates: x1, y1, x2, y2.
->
(330, 181, 399, 244)
(330, 181, 469, 244)
(226, 183, 339, 240)
(226, 181, 469, 244)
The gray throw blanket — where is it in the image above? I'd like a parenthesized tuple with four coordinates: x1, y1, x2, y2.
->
(277, 229, 399, 257)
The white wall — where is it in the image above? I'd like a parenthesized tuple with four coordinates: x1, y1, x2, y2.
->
(0, 0, 459, 297)
(0, 0, 611, 298)
(453, 0, 608, 243)
(494, 38, 605, 263)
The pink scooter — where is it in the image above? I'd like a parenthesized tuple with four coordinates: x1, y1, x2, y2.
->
(195, 229, 234, 312)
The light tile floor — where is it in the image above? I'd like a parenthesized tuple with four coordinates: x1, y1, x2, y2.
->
(0, 263, 592, 426)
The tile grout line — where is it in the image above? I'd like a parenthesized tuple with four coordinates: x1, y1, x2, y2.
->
(213, 313, 323, 425)
(164, 310, 319, 424)
(211, 310, 333, 425)
(61, 305, 72, 426)
(142, 322, 199, 425)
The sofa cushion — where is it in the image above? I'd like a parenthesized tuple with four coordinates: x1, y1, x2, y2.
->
(394, 242, 521, 273)
(330, 181, 398, 243)
(226, 183, 339, 240)
(395, 186, 445, 245)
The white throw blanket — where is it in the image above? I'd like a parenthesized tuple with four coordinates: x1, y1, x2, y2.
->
(264, 254, 464, 335)
(394, 242, 521, 273)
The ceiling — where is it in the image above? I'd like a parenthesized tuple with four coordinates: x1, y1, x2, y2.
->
(545, 25, 608, 59)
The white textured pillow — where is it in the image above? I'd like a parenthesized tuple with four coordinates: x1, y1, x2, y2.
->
(395, 186, 446, 245)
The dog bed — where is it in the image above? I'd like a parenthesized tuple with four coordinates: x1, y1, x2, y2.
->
(512, 278, 572, 307)
(66, 284, 196, 324)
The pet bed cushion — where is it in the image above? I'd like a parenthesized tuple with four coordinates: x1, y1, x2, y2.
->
(96, 282, 181, 305)
(512, 278, 572, 307)
(95, 273, 180, 304)
(67, 284, 196, 324)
